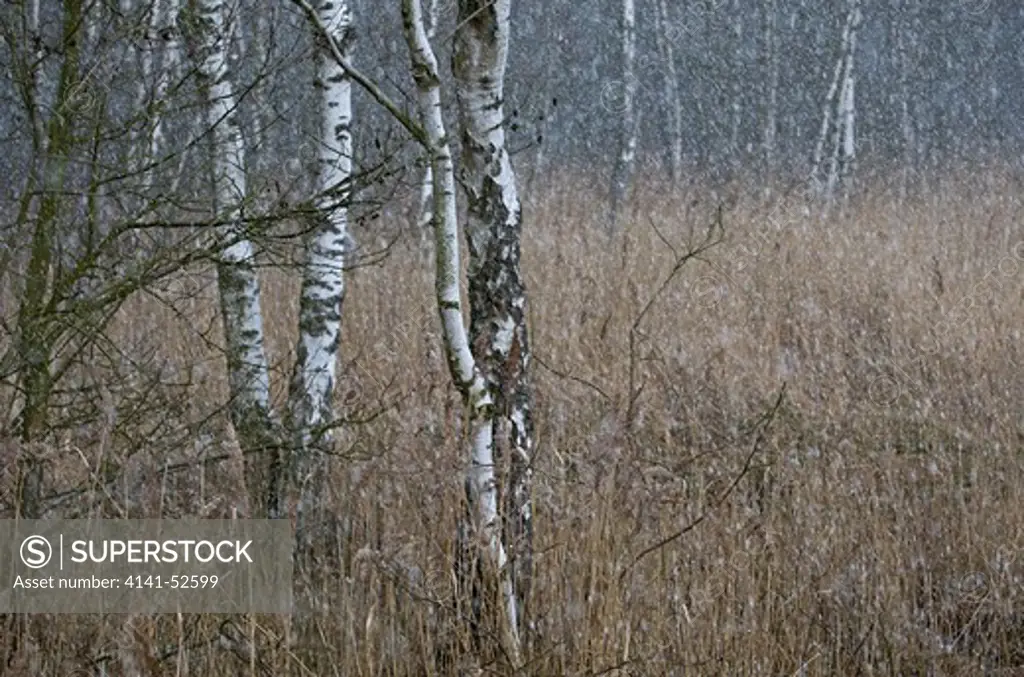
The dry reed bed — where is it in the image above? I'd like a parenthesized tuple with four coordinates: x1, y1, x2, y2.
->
(4, 175, 1024, 675)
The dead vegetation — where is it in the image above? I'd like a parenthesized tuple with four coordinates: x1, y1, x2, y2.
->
(3, 170, 1024, 675)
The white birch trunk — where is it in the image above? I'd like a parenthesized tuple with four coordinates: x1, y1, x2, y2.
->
(287, 0, 352, 553)
(28, 0, 46, 153)
(402, 0, 521, 663)
(133, 0, 182, 193)
(190, 0, 279, 517)
(135, 0, 159, 134)
(839, 16, 858, 185)
(453, 0, 534, 646)
(244, 0, 276, 175)
(730, 0, 743, 158)
(654, 0, 682, 184)
(811, 40, 844, 197)
(763, 0, 779, 173)
(608, 0, 636, 230)
(414, 0, 437, 242)
(828, 0, 860, 201)
(149, 0, 183, 181)
(810, 0, 860, 203)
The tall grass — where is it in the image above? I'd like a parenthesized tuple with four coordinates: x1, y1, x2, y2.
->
(5, 172, 1024, 675)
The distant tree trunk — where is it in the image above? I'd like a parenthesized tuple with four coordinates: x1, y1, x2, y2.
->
(730, 0, 744, 160)
(135, 0, 183, 193)
(895, 0, 916, 202)
(153, 0, 183, 164)
(654, 0, 682, 184)
(245, 0, 280, 177)
(827, 0, 860, 202)
(134, 0, 159, 162)
(402, 0, 522, 664)
(189, 0, 281, 518)
(453, 0, 534, 647)
(26, 0, 46, 153)
(414, 0, 437, 242)
(608, 0, 636, 231)
(762, 0, 779, 174)
(287, 0, 352, 557)
(810, 0, 861, 206)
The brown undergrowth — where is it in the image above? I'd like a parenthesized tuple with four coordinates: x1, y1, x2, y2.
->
(3, 171, 1024, 675)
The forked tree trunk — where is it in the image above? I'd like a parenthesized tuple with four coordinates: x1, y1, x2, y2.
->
(189, 0, 280, 518)
(401, 0, 522, 664)
(810, 0, 861, 205)
(453, 0, 534, 645)
(287, 0, 353, 557)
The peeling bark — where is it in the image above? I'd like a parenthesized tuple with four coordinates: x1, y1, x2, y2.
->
(453, 0, 534, 645)
(189, 0, 280, 517)
(401, 0, 521, 663)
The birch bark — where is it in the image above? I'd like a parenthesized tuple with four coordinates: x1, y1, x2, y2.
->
(608, 0, 636, 230)
(150, 0, 183, 183)
(810, 0, 860, 204)
(763, 0, 779, 173)
(190, 0, 280, 517)
(654, 0, 682, 184)
(414, 0, 437, 239)
(402, 0, 521, 663)
(453, 0, 534, 644)
(287, 0, 353, 552)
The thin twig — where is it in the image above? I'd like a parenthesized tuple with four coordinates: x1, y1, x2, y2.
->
(625, 213, 724, 429)
(619, 384, 786, 582)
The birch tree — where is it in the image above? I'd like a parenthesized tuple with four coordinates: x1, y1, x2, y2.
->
(287, 0, 353, 552)
(145, 0, 184, 191)
(729, 0, 744, 158)
(830, 0, 860, 199)
(133, 0, 161, 173)
(810, 0, 861, 205)
(453, 0, 534, 644)
(188, 0, 281, 517)
(762, 0, 779, 174)
(293, 0, 526, 659)
(402, 0, 522, 662)
(608, 0, 636, 230)
(414, 0, 438, 238)
(654, 0, 683, 184)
